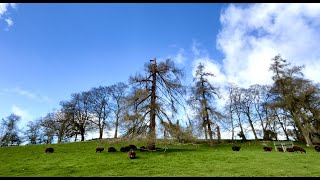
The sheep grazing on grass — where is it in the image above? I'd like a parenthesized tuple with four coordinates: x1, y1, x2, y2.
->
(277, 147, 284, 152)
(129, 144, 137, 150)
(96, 147, 104, 153)
(139, 146, 147, 152)
(108, 147, 117, 152)
(128, 148, 136, 159)
(293, 146, 306, 153)
(263, 146, 273, 151)
(314, 145, 320, 152)
(148, 144, 156, 151)
(232, 146, 241, 151)
(286, 147, 295, 152)
(120, 146, 131, 152)
(45, 147, 54, 153)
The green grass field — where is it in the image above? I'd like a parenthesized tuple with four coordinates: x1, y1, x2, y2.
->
(0, 139, 319, 177)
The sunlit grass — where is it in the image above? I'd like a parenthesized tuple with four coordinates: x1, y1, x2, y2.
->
(0, 139, 319, 177)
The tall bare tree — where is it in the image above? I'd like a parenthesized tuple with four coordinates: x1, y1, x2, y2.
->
(224, 83, 237, 140)
(188, 63, 223, 146)
(231, 86, 247, 141)
(239, 87, 259, 140)
(109, 82, 128, 139)
(269, 54, 320, 146)
(88, 86, 111, 139)
(128, 58, 186, 148)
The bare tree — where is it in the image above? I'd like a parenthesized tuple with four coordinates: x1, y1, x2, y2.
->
(239, 87, 259, 140)
(188, 63, 223, 146)
(224, 83, 237, 140)
(40, 113, 57, 144)
(60, 100, 81, 142)
(249, 84, 277, 140)
(0, 114, 22, 146)
(60, 92, 94, 142)
(109, 82, 128, 139)
(269, 54, 320, 146)
(122, 87, 149, 139)
(231, 86, 247, 141)
(25, 119, 42, 144)
(87, 86, 111, 139)
(128, 58, 186, 148)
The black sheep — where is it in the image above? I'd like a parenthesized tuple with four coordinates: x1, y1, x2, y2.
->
(108, 147, 117, 152)
(263, 146, 272, 151)
(45, 147, 54, 153)
(232, 146, 241, 151)
(293, 146, 306, 153)
(139, 146, 147, 152)
(147, 144, 156, 151)
(129, 144, 137, 150)
(286, 147, 295, 152)
(277, 147, 284, 152)
(96, 147, 104, 153)
(120, 146, 131, 152)
(314, 145, 320, 152)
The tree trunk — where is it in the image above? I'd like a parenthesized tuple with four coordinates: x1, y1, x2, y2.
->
(207, 122, 214, 146)
(235, 106, 246, 141)
(291, 110, 313, 146)
(275, 113, 290, 140)
(114, 112, 119, 139)
(204, 126, 208, 141)
(81, 132, 85, 141)
(230, 106, 234, 141)
(203, 117, 208, 141)
(57, 130, 63, 143)
(217, 125, 221, 144)
(238, 121, 246, 141)
(147, 59, 157, 149)
(245, 111, 258, 140)
(99, 127, 103, 139)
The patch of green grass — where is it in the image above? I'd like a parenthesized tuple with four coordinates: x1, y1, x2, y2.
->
(0, 139, 319, 177)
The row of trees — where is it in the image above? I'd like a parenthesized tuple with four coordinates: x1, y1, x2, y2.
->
(1, 55, 319, 147)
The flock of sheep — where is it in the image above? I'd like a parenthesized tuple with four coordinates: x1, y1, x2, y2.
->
(44, 144, 320, 158)
(44, 144, 159, 159)
(231, 145, 320, 153)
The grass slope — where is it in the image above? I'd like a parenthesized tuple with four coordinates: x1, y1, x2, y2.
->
(0, 139, 319, 177)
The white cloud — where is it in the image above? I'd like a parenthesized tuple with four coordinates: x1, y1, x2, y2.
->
(216, 3, 320, 88)
(192, 57, 226, 86)
(174, 48, 185, 65)
(189, 3, 320, 139)
(0, 4, 9, 16)
(11, 104, 31, 119)
(11, 104, 33, 130)
(191, 39, 201, 56)
(2, 87, 52, 103)
(0, 3, 16, 16)
(0, 3, 17, 30)
(5, 18, 13, 27)
(191, 39, 208, 57)
(162, 47, 186, 65)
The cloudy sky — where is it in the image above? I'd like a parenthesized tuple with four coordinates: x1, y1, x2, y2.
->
(1, 3, 320, 139)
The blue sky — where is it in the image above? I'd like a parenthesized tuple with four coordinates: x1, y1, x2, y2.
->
(1, 3, 320, 139)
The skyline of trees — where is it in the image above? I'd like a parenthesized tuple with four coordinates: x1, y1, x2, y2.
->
(1, 55, 320, 147)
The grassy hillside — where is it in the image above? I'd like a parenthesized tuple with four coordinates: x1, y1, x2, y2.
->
(0, 139, 319, 177)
